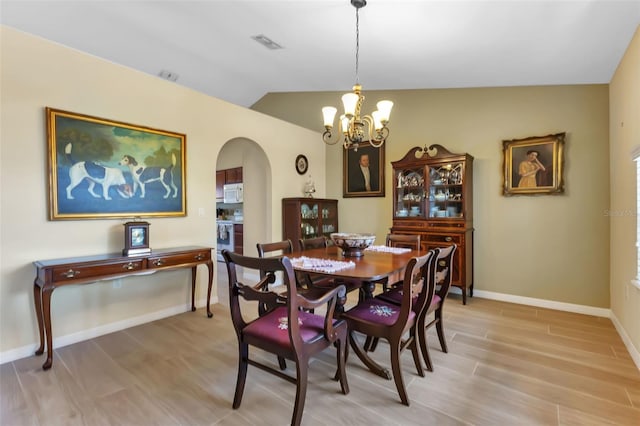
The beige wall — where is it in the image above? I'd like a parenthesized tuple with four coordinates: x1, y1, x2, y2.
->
(253, 86, 611, 308)
(610, 26, 640, 360)
(0, 27, 326, 358)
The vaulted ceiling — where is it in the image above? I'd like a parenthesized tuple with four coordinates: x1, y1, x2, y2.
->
(2, 1, 639, 107)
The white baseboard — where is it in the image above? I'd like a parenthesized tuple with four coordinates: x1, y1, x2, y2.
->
(0, 296, 219, 365)
(609, 311, 640, 371)
(471, 289, 610, 317)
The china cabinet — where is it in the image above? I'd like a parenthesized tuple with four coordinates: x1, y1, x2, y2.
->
(390, 145, 474, 304)
(282, 198, 338, 250)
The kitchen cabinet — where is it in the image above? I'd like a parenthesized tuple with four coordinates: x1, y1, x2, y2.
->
(282, 198, 338, 251)
(216, 167, 243, 200)
(390, 145, 474, 304)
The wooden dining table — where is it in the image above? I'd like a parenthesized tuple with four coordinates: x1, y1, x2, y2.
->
(292, 245, 419, 293)
(291, 245, 421, 379)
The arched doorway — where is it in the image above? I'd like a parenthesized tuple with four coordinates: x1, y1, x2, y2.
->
(216, 138, 271, 296)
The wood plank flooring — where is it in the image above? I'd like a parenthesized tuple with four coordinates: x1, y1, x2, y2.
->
(2, 271, 640, 425)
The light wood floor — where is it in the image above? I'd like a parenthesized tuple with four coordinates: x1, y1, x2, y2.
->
(3, 271, 640, 425)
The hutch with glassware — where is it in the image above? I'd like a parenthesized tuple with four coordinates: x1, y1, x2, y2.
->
(390, 145, 474, 304)
(282, 198, 338, 251)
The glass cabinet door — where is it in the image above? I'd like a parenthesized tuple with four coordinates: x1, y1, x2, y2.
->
(427, 162, 464, 219)
(394, 168, 426, 218)
(300, 202, 318, 237)
(320, 201, 337, 235)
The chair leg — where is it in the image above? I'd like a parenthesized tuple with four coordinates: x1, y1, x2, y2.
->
(233, 343, 249, 409)
(336, 335, 350, 395)
(409, 329, 424, 377)
(292, 360, 309, 426)
(277, 356, 287, 370)
(435, 309, 448, 353)
(389, 338, 410, 406)
(364, 336, 380, 352)
(417, 317, 433, 372)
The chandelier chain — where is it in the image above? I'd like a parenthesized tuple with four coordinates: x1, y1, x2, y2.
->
(355, 6, 360, 85)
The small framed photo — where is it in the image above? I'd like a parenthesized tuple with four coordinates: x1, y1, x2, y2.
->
(343, 140, 385, 198)
(502, 133, 565, 196)
(123, 221, 151, 255)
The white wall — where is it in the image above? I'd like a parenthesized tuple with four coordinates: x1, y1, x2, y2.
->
(0, 26, 326, 360)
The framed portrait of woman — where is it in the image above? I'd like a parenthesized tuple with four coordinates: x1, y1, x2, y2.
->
(502, 133, 565, 196)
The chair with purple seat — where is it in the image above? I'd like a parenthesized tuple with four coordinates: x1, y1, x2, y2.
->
(222, 249, 349, 426)
(340, 250, 436, 406)
(377, 244, 456, 371)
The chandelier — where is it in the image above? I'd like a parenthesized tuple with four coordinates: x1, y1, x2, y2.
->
(321, 0, 393, 150)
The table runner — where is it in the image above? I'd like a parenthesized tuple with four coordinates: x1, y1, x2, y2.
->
(290, 256, 355, 273)
(365, 245, 412, 254)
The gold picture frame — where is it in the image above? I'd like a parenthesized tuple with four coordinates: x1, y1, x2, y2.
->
(46, 107, 186, 220)
(343, 140, 385, 198)
(502, 133, 565, 196)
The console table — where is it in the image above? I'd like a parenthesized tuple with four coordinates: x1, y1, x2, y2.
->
(32, 246, 214, 370)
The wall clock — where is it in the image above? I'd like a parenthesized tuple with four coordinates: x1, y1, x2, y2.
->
(295, 154, 308, 175)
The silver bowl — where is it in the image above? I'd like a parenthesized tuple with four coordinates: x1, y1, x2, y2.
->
(330, 233, 376, 257)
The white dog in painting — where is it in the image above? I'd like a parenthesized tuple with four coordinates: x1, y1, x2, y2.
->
(65, 143, 132, 200)
(119, 153, 178, 199)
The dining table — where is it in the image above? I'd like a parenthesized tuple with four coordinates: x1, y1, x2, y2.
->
(290, 244, 422, 379)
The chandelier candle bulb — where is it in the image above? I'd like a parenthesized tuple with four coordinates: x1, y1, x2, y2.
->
(322, 107, 337, 127)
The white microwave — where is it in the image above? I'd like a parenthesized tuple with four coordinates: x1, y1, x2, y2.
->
(223, 183, 243, 203)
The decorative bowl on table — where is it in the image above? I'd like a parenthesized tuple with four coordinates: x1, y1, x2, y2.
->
(330, 233, 376, 257)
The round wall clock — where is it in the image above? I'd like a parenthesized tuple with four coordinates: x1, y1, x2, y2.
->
(295, 154, 308, 175)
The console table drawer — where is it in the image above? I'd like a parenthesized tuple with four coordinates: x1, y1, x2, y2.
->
(51, 259, 144, 283)
(148, 250, 211, 269)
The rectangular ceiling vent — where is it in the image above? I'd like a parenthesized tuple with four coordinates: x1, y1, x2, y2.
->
(158, 70, 179, 82)
(251, 34, 283, 50)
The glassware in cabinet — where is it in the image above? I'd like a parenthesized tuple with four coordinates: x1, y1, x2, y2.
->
(394, 167, 426, 219)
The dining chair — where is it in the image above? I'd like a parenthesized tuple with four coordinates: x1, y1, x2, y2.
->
(375, 244, 456, 372)
(417, 244, 456, 371)
(256, 239, 296, 370)
(380, 234, 422, 290)
(257, 238, 333, 307)
(222, 249, 349, 426)
(386, 233, 421, 250)
(340, 250, 436, 406)
(298, 237, 362, 302)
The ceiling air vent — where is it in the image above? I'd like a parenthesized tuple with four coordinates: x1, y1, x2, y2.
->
(158, 70, 179, 82)
(251, 34, 283, 50)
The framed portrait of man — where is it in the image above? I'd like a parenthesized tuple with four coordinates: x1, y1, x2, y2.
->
(343, 140, 385, 198)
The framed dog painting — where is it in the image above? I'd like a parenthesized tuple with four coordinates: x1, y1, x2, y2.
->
(46, 108, 186, 220)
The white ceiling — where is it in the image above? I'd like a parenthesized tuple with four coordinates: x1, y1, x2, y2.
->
(2, 0, 639, 108)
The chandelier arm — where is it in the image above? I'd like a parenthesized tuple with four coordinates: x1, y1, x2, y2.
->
(361, 115, 387, 148)
(322, 129, 341, 145)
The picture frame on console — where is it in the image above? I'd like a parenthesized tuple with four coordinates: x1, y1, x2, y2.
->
(502, 132, 565, 196)
(46, 107, 186, 220)
(343, 140, 385, 198)
(123, 221, 151, 256)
